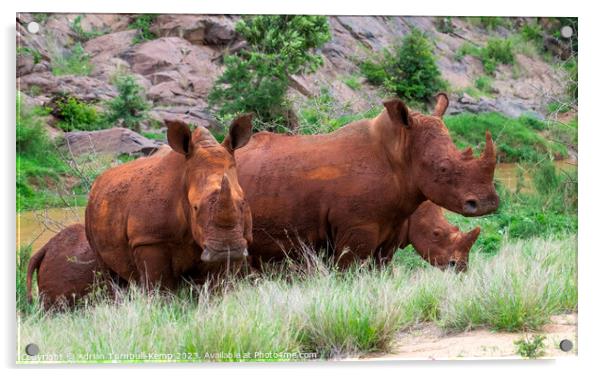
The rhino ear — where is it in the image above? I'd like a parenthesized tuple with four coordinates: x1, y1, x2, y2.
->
(432, 92, 449, 117)
(166, 119, 193, 156)
(383, 99, 411, 128)
(223, 113, 253, 153)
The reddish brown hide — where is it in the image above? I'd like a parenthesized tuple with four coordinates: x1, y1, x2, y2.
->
(395, 201, 481, 272)
(26, 224, 104, 310)
(85, 115, 254, 290)
(236, 94, 497, 267)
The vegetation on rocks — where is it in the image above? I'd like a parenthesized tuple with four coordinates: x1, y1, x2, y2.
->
(129, 14, 158, 44)
(51, 42, 93, 76)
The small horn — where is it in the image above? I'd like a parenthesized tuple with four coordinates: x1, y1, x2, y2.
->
(433, 92, 449, 117)
(461, 146, 473, 160)
(461, 227, 481, 251)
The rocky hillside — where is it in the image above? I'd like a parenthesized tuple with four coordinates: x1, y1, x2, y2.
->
(17, 14, 572, 142)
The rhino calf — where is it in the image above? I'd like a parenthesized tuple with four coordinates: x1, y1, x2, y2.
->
(392, 201, 481, 272)
(26, 224, 105, 310)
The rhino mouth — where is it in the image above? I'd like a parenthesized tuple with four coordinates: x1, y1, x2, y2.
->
(200, 248, 249, 263)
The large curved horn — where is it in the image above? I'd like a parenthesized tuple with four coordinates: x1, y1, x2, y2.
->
(215, 175, 235, 225)
(433, 92, 449, 117)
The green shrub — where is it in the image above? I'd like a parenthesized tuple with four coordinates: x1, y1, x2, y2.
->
(482, 38, 515, 75)
(360, 28, 446, 103)
(474, 75, 493, 94)
(456, 38, 515, 76)
(209, 15, 331, 128)
(521, 22, 544, 46)
(51, 42, 93, 76)
(104, 75, 150, 132)
(71, 15, 108, 42)
(54, 96, 103, 132)
(565, 57, 578, 101)
(129, 14, 158, 44)
(515, 335, 546, 359)
(32, 13, 49, 24)
(17, 46, 42, 65)
(343, 75, 362, 91)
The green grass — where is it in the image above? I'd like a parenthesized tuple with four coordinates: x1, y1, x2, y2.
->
(444, 112, 569, 162)
(18, 235, 576, 362)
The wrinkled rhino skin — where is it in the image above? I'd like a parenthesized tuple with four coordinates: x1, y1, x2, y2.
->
(395, 201, 481, 272)
(85, 116, 254, 289)
(236, 94, 498, 267)
(26, 224, 105, 310)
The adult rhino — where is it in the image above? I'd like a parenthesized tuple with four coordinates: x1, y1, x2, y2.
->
(86, 115, 254, 289)
(236, 94, 498, 267)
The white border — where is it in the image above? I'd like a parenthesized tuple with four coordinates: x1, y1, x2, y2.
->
(3, 1, 600, 376)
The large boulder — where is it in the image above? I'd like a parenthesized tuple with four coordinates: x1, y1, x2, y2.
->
(18, 72, 117, 102)
(120, 37, 221, 106)
(62, 127, 162, 157)
(150, 15, 239, 46)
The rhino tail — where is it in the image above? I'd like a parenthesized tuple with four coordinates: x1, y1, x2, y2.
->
(26, 247, 47, 304)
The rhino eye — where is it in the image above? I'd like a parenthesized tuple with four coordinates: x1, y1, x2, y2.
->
(433, 230, 441, 238)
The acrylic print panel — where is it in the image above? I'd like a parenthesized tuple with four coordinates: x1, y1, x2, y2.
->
(16, 13, 577, 363)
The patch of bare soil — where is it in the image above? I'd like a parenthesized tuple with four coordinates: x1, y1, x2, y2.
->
(351, 313, 576, 361)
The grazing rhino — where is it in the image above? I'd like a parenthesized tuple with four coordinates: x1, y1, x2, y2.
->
(393, 200, 481, 272)
(85, 115, 254, 289)
(26, 224, 104, 310)
(236, 94, 498, 267)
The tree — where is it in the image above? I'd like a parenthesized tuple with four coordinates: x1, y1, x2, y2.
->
(209, 15, 331, 130)
(104, 75, 150, 132)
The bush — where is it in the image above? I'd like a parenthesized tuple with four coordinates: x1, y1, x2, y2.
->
(209, 15, 331, 128)
(53, 95, 103, 132)
(515, 335, 546, 359)
(51, 42, 93, 76)
(104, 75, 150, 132)
(456, 38, 515, 76)
(481, 38, 515, 75)
(129, 14, 158, 44)
(474, 75, 493, 94)
(16, 94, 68, 211)
(361, 28, 446, 103)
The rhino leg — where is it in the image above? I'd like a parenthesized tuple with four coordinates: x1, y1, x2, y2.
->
(132, 245, 177, 291)
(334, 225, 380, 268)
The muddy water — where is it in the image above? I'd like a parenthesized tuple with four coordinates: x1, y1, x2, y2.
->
(17, 207, 86, 253)
(16, 160, 578, 253)
(495, 159, 577, 193)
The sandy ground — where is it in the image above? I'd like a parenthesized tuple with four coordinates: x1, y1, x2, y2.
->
(348, 313, 577, 361)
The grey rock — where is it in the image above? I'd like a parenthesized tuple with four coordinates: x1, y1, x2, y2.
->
(62, 127, 162, 157)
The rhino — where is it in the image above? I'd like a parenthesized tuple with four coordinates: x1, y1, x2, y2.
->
(235, 94, 497, 267)
(392, 201, 481, 272)
(26, 224, 104, 310)
(85, 115, 254, 289)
